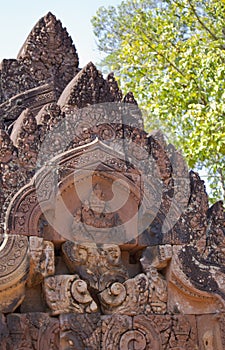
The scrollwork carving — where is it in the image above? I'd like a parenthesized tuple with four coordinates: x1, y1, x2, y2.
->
(6, 313, 60, 350)
(102, 315, 162, 350)
(100, 269, 167, 316)
(44, 275, 98, 315)
(119, 330, 147, 350)
(62, 242, 128, 291)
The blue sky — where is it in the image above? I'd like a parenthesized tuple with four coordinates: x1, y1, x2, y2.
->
(0, 0, 122, 66)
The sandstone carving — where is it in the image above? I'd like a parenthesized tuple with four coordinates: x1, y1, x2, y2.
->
(100, 267, 167, 316)
(0, 11, 224, 349)
(62, 241, 128, 291)
(0, 235, 29, 313)
(28, 236, 55, 286)
(44, 275, 98, 315)
(60, 313, 101, 350)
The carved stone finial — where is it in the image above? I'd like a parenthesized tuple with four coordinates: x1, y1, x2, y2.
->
(0, 128, 14, 163)
(0, 12, 79, 121)
(58, 62, 115, 108)
(17, 12, 79, 95)
(107, 72, 123, 102)
(123, 91, 138, 105)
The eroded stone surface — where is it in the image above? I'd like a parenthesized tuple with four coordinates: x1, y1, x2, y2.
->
(0, 12, 224, 350)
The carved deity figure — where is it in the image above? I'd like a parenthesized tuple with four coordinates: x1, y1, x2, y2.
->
(71, 183, 125, 244)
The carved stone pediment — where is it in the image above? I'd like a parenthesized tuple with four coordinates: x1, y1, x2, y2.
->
(0, 12, 225, 350)
(5, 138, 142, 248)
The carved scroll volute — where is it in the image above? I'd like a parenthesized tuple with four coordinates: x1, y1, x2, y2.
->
(119, 330, 147, 350)
(44, 275, 98, 315)
(71, 279, 98, 313)
(100, 274, 150, 316)
(102, 315, 162, 350)
(100, 282, 127, 312)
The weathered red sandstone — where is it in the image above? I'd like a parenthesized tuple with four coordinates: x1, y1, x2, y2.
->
(0, 12, 224, 350)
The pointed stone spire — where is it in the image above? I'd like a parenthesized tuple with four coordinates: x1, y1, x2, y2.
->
(17, 12, 79, 97)
(58, 62, 114, 109)
(11, 109, 38, 146)
(0, 12, 79, 111)
(18, 12, 78, 66)
(123, 91, 138, 105)
(106, 73, 123, 102)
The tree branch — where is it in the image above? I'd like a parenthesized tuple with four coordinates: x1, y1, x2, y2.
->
(218, 167, 225, 201)
(139, 34, 207, 105)
(187, 0, 219, 41)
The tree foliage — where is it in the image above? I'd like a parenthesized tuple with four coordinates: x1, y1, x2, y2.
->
(92, 0, 225, 202)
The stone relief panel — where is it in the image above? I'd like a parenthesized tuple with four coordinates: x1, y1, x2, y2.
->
(59, 313, 101, 350)
(101, 314, 198, 350)
(6, 313, 60, 350)
(62, 241, 128, 291)
(0, 11, 225, 350)
(0, 235, 29, 313)
(99, 269, 167, 316)
(1, 312, 224, 349)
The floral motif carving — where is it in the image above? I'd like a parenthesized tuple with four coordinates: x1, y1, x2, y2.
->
(6, 313, 60, 350)
(100, 268, 167, 316)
